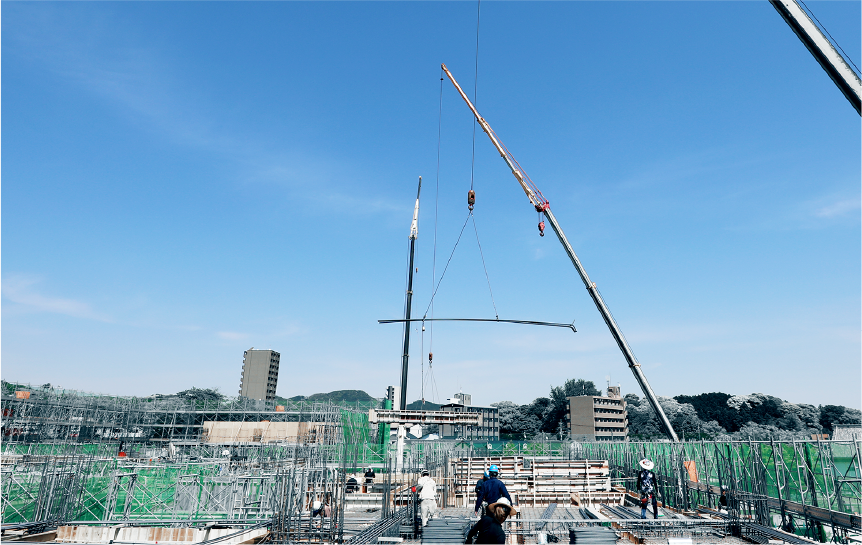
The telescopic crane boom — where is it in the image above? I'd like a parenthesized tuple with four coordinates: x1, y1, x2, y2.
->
(441, 63, 680, 442)
(399, 177, 421, 411)
(769, 0, 861, 115)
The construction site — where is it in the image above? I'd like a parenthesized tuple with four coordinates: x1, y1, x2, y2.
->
(2, 0, 860, 544)
(1, 380, 860, 544)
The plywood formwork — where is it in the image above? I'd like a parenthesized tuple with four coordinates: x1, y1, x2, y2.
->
(449, 456, 624, 508)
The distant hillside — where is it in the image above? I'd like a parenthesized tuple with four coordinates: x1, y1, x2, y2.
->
(406, 400, 442, 411)
(278, 390, 377, 405)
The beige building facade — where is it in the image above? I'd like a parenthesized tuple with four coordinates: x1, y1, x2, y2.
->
(239, 348, 280, 402)
(566, 386, 628, 441)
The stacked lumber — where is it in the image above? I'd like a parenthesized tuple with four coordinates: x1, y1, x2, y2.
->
(450, 456, 624, 508)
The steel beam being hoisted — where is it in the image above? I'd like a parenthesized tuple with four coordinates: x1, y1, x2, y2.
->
(769, 0, 861, 115)
(441, 63, 680, 442)
(399, 177, 422, 411)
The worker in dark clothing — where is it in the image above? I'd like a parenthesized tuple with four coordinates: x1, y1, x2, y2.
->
(475, 470, 488, 499)
(465, 497, 516, 544)
(636, 459, 658, 519)
(474, 465, 512, 516)
(364, 467, 375, 492)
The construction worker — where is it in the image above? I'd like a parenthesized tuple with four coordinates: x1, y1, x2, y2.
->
(465, 497, 516, 544)
(475, 470, 489, 501)
(637, 459, 658, 519)
(417, 469, 438, 527)
(364, 467, 375, 493)
(474, 465, 512, 517)
(310, 496, 326, 529)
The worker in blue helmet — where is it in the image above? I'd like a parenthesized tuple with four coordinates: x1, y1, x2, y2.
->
(474, 470, 489, 501)
(474, 464, 512, 517)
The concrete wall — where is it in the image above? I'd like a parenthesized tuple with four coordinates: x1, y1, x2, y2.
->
(567, 394, 628, 441)
(568, 396, 597, 436)
(202, 421, 321, 443)
(56, 525, 268, 544)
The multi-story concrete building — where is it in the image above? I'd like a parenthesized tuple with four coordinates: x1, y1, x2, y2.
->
(439, 394, 499, 441)
(239, 348, 280, 403)
(565, 385, 628, 441)
(453, 392, 471, 406)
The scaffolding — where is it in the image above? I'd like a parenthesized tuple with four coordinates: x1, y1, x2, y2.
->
(577, 439, 862, 542)
(1, 381, 373, 445)
(3, 386, 860, 545)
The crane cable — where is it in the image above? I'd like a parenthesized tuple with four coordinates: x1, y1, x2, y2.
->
(428, 68, 444, 400)
(422, 213, 472, 320)
(469, 0, 481, 192)
(470, 213, 498, 319)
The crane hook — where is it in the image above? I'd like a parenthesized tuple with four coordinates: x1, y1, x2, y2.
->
(467, 190, 475, 211)
(538, 220, 546, 237)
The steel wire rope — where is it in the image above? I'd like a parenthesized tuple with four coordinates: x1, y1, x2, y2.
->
(470, 212, 498, 319)
(797, 0, 861, 75)
(420, 323, 425, 408)
(422, 212, 472, 320)
(429, 69, 444, 381)
(469, 0, 482, 193)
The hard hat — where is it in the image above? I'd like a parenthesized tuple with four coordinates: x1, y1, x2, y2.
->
(422, 469, 429, 476)
(483, 470, 489, 478)
(489, 464, 499, 473)
(487, 496, 517, 516)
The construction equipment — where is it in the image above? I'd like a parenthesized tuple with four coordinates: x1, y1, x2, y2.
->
(399, 177, 422, 411)
(441, 63, 680, 442)
(769, 0, 861, 115)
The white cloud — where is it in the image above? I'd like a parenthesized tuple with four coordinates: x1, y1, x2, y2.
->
(815, 198, 860, 218)
(2, 275, 111, 322)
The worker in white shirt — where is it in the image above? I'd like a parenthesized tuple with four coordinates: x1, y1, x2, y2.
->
(417, 469, 438, 527)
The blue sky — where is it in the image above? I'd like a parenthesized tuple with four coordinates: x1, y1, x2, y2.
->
(2, 2, 859, 410)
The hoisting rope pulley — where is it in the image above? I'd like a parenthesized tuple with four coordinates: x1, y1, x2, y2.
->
(468, 190, 476, 211)
(538, 220, 546, 237)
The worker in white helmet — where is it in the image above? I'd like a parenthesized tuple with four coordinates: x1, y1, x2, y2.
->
(417, 469, 438, 527)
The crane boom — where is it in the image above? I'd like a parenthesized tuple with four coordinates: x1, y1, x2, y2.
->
(441, 63, 680, 442)
(399, 177, 421, 411)
(769, 0, 861, 115)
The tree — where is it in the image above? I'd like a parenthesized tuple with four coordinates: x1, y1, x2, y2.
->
(176, 387, 225, 402)
(674, 393, 739, 431)
(491, 402, 522, 436)
(628, 397, 728, 440)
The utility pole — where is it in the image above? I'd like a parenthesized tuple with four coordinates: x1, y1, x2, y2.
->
(399, 177, 421, 411)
